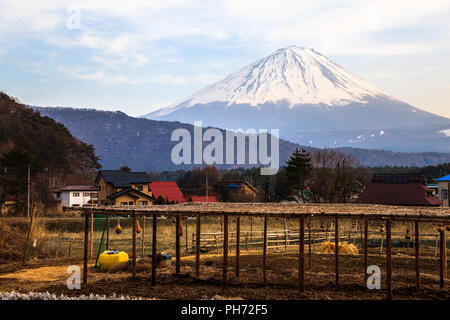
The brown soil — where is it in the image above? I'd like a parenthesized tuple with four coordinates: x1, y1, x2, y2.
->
(0, 247, 448, 300)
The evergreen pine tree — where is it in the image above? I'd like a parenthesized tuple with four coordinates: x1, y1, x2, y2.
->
(285, 148, 313, 203)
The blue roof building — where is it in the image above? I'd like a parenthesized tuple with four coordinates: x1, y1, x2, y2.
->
(436, 174, 450, 207)
(436, 174, 450, 182)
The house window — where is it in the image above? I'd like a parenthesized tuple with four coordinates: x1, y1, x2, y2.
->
(83, 192, 90, 197)
(136, 185, 143, 192)
(129, 201, 134, 205)
(138, 201, 148, 205)
(120, 202, 128, 206)
(73, 193, 80, 197)
(442, 189, 448, 200)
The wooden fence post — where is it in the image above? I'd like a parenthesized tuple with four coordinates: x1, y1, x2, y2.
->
(152, 215, 157, 286)
(106, 214, 109, 250)
(222, 214, 229, 289)
(141, 216, 145, 257)
(308, 222, 312, 271)
(175, 214, 181, 274)
(196, 214, 201, 277)
(263, 216, 268, 285)
(185, 216, 188, 253)
(284, 218, 288, 253)
(89, 211, 94, 258)
(364, 219, 368, 285)
(236, 216, 241, 278)
(386, 218, 392, 300)
(439, 228, 447, 289)
(83, 211, 89, 285)
(132, 211, 137, 278)
(415, 220, 420, 290)
(246, 232, 249, 251)
(299, 216, 305, 292)
(335, 216, 339, 286)
(250, 217, 253, 243)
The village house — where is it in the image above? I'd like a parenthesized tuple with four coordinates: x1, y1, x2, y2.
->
(436, 174, 450, 207)
(356, 174, 441, 206)
(149, 181, 186, 204)
(53, 185, 98, 207)
(95, 170, 154, 206)
(217, 180, 260, 202)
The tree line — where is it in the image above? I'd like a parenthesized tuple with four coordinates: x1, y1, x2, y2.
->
(148, 147, 371, 203)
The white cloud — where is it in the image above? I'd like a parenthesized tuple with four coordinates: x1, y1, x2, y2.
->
(148, 73, 222, 85)
(57, 66, 139, 85)
(1, 0, 449, 58)
(57, 65, 222, 86)
(1, 0, 450, 113)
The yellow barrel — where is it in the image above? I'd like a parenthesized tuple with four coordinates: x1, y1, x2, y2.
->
(98, 250, 129, 271)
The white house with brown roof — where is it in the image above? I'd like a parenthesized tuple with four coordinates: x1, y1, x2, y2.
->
(53, 185, 98, 207)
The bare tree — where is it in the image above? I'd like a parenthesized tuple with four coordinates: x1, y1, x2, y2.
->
(308, 148, 369, 203)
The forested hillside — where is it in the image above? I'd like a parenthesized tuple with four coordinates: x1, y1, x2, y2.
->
(0, 92, 101, 213)
(35, 106, 450, 171)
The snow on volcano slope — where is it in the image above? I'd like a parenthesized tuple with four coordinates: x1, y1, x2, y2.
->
(144, 46, 450, 153)
(150, 46, 392, 117)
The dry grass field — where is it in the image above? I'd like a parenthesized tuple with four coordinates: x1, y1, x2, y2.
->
(0, 248, 448, 300)
(0, 213, 448, 300)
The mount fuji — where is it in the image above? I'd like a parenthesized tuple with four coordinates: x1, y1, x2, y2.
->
(144, 46, 450, 153)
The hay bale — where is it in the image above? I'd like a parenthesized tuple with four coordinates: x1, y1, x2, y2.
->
(340, 243, 358, 255)
(320, 241, 358, 255)
(321, 241, 335, 254)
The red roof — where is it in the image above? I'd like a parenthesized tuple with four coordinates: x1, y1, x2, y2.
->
(190, 195, 218, 203)
(2, 195, 17, 202)
(149, 182, 186, 204)
(356, 182, 441, 206)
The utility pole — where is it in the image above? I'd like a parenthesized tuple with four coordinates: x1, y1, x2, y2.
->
(27, 164, 30, 219)
(23, 163, 32, 263)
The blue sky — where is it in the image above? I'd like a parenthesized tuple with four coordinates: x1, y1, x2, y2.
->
(0, 0, 449, 118)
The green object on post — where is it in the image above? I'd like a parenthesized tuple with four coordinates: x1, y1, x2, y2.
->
(93, 214, 107, 268)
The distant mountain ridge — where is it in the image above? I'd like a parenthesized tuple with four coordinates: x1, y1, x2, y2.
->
(145, 46, 450, 153)
(33, 106, 450, 171)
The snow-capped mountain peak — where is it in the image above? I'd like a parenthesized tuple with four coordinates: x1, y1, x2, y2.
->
(152, 46, 391, 117)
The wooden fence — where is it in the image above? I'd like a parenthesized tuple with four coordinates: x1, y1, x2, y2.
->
(68, 204, 450, 300)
